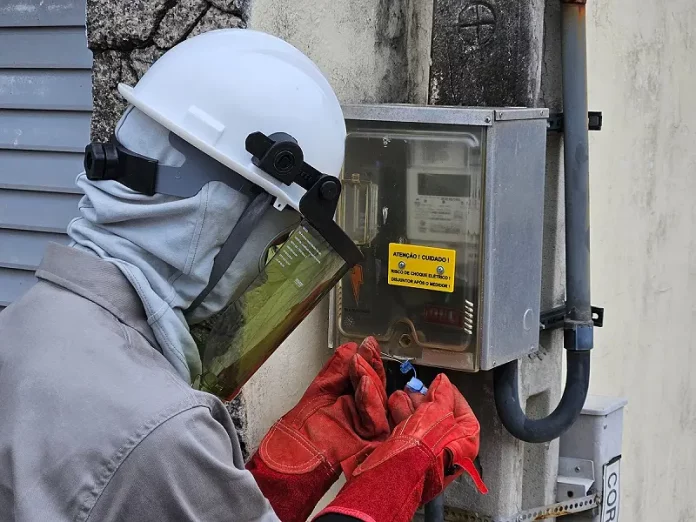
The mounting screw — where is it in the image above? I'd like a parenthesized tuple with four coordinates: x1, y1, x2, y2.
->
(485, 116, 491, 123)
(575, 466, 581, 473)
(398, 261, 406, 270)
(437, 265, 445, 274)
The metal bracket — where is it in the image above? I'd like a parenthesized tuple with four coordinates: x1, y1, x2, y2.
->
(437, 459, 600, 521)
(547, 111, 603, 132)
(442, 494, 600, 522)
(557, 457, 596, 502)
(540, 304, 604, 331)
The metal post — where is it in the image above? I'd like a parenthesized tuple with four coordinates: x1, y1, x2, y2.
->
(493, 0, 593, 443)
(561, 0, 594, 350)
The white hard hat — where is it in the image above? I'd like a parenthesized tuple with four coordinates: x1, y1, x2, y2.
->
(118, 28, 346, 212)
(81, 29, 363, 400)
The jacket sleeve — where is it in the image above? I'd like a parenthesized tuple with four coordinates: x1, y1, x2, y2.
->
(86, 405, 280, 522)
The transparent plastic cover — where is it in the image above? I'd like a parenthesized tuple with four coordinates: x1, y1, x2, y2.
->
(336, 121, 485, 369)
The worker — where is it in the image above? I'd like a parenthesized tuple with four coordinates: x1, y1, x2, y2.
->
(0, 29, 486, 522)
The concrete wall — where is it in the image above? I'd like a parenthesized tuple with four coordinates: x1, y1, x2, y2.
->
(585, 1, 696, 520)
(249, 0, 432, 105)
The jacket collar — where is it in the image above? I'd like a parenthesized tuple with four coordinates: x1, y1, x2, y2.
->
(35, 243, 158, 349)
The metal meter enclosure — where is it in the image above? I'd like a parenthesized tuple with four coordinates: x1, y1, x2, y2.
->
(330, 104, 548, 372)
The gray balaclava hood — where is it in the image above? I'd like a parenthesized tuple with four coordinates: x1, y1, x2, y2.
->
(67, 106, 300, 382)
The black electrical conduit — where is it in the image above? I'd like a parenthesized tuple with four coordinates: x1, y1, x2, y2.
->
(493, 0, 593, 444)
(494, 352, 590, 443)
(424, 494, 445, 522)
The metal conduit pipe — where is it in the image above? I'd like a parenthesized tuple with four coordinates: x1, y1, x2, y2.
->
(424, 494, 445, 522)
(493, 0, 593, 443)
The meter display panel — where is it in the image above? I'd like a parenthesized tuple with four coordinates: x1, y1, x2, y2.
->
(336, 120, 484, 369)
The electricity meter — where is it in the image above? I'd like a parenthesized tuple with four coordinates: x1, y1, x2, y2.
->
(330, 105, 548, 371)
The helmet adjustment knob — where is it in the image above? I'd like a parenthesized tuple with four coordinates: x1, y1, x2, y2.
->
(274, 150, 296, 173)
(84, 142, 119, 181)
(319, 179, 340, 201)
(246, 132, 303, 185)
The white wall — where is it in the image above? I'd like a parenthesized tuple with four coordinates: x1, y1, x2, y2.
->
(587, 1, 696, 519)
(242, 302, 331, 451)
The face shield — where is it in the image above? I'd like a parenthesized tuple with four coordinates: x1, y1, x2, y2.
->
(84, 130, 362, 401)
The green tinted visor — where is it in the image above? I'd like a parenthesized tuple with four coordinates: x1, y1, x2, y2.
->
(191, 220, 353, 401)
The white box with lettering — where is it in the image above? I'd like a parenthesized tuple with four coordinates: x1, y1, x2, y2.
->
(559, 396, 627, 522)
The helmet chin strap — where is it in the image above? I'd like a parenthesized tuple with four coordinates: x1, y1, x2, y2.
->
(184, 191, 273, 317)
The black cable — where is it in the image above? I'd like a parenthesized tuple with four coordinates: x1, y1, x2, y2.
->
(493, 351, 590, 443)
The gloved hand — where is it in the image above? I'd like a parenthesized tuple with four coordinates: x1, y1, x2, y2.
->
(246, 337, 390, 522)
(316, 373, 487, 522)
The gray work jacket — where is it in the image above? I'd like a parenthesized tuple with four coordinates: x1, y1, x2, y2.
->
(0, 244, 279, 522)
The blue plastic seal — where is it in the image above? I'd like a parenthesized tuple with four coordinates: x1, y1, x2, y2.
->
(406, 377, 428, 395)
(399, 360, 415, 375)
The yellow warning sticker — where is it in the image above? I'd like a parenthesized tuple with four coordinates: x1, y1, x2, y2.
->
(388, 243, 456, 293)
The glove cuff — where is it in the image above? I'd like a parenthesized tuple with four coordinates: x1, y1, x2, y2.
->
(315, 445, 431, 522)
(247, 450, 335, 522)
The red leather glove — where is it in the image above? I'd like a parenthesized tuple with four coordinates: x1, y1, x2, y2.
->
(387, 384, 427, 425)
(317, 374, 487, 522)
(246, 338, 390, 522)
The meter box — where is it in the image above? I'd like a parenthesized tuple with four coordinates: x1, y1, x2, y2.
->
(330, 104, 548, 372)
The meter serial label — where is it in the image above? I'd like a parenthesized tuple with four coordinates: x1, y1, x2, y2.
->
(388, 243, 456, 293)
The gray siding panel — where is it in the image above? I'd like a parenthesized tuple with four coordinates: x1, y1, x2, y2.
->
(0, 268, 36, 307)
(0, 229, 69, 270)
(0, 110, 91, 152)
(0, 190, 81, 233)
(0, 0, 90, 309)
(0, 0, 86, 27)
(0, 150, 83, 193)
(0, 27, 92, 68)
(0, 70, 93, 111)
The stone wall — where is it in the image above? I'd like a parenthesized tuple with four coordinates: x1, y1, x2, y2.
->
(430, 0, 544, 107)
(87, 0, 249, 141)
